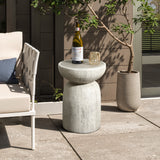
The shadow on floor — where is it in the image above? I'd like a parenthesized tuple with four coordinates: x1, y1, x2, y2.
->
(3, 117, 61, 131)
(50, 118, 70, 133)
(0, 105, 125, 150)
(0, 123, 10, 149)
(0, 117, 62, 150)
(101, 105, 121, 112)
(0, 121, 32, 150)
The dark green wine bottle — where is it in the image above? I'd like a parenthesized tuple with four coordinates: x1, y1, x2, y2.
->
(72, 22, 83, 64)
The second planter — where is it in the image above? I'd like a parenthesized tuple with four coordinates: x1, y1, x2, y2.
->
(116, 71, 141, 112)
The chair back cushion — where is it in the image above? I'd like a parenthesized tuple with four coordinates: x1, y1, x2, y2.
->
(0, 32, 22, 60)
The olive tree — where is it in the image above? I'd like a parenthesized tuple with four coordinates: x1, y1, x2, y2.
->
(32, 0, 158, 72)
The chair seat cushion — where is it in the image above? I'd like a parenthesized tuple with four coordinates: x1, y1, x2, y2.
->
(0, 84, 30, 113)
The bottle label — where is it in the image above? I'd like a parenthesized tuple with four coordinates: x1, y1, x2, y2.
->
(75, 27, 80, 31)
(72, 47, 83, 61)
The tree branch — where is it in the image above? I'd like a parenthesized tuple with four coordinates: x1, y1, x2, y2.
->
(121, 3, 133, 45)
(87, 4, 127, 46)
(98, 25, 105, 28)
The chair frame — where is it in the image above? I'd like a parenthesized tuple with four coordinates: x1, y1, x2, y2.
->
(0, 43, 40, 150)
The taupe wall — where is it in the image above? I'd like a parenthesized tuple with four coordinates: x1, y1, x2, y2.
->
(64, 1, 133, 101)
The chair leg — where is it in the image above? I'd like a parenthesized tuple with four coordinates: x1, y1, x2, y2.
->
(31, 115, 35, 150)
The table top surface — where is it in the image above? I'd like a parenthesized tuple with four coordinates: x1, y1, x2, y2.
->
(58, 59, 106, 71)
(58, 59, 106, 83)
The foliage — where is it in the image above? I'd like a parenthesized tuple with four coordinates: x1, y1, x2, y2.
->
(32, 0, 97, 14)
(134, 0, 158, 34)
(31, 0, 158, 72)
(32, 0, 158, 33)
(53, 88, 63, 101)
(149, 0, 160, 21)
(49, 83, 63, 101)
(39, 80, 63, 101)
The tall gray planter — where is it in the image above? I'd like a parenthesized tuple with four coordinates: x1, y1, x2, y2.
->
(116, 71, 141, 111)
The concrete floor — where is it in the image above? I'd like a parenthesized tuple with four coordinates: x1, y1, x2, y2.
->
(0, 99, 160, 160)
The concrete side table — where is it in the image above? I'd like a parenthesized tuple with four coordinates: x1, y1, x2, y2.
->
(58, 59, 106, 133)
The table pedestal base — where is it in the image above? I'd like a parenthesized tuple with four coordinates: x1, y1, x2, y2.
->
(63, 81, 101, 133)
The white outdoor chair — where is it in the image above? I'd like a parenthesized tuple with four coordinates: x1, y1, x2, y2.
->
(0, 32, 40, 150)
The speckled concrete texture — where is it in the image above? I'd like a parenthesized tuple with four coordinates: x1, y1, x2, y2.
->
(50, 99, 160, 160)
(59, 59, 106, 133)
(63, 81, 101, 133)
(137, 99, 160, 127)
(0, 99, 160, 160)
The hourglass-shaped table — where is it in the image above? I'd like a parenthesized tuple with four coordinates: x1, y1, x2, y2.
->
(58, 59, 106, 133)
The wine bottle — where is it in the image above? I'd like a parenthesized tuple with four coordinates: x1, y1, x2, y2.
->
(72, 22, 83, 64)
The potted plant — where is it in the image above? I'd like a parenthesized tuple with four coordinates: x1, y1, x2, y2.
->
(32, 0, 158, 111)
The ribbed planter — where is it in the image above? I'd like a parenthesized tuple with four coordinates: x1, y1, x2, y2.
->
(116, 71, 141, 111)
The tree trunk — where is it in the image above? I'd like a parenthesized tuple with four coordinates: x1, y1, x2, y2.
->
(127, 45, 134, 73)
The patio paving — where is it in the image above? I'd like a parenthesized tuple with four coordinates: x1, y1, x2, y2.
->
(0, 99, 160, 160)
